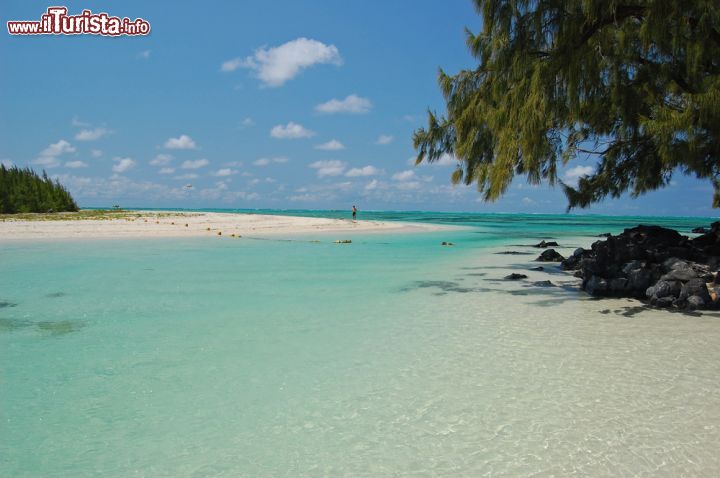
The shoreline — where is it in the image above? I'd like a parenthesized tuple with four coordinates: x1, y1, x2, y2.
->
(0, 210, 460, 242)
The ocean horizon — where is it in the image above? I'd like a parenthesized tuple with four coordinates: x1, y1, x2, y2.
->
(84, 207, 720, 233)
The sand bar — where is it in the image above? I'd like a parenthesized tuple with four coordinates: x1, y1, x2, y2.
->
(0, 210, 456, 241)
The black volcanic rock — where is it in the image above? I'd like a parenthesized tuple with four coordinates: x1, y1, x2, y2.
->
(533, 240, 560, 248)
(561, 248, 591, 271)
(504, 273, 528, 280)
(575, 224, 720, 310)
(532, 280, 555, 287)
(536, 249, 565, 262)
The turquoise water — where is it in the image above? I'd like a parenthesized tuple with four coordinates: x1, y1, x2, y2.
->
(133, 208, 717, 235)
(2, 212, 720, 476)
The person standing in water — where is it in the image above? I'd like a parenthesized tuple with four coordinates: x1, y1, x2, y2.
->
(352, 205, 357, 221)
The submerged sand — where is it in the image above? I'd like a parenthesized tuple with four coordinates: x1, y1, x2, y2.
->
(0, 210, 453, 241)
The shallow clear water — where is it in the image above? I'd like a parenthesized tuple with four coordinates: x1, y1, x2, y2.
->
(2, 213, 720, 476)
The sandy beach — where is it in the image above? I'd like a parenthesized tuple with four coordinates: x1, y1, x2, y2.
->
(0, 210, 453, 241)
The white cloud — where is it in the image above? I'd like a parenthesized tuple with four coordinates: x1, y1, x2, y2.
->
(392, 170, 415, 181)
(220, 58, 245, 72)
(112, 157, 135, 173)
(75, 127, 109, 141)
(54, 173, 195, 202)
(270, 122, 315, 139)
(409, 152, 457, 167)
(225, 191, 260, 202)
(71, 116, 90, 127)
(164, 134, 197, 150)
(376, 134, 394, 145)
(181, 158, 209, 169)
(91, 149, 103, 158)
(213, 168, 237, 177)
(150, 153, 173, 166)
(315, 94, 371, 114)
(309, 160, 345, 177)
(434, 153, 457, 166)
(365, 179, 379, 191)
(137, 50, 151, 60)
(0, 159, 12, 168)
(253, 157, 288, 166)
(64, 160, 87, 168)
(346, 165, 381, 177)
(240, 117, 254, 128)
(34, 139, 75, 168)
(40, 139, 75, 157)
(174, 173, 198, 180)
(315, 139, 345, 151)
(522, 196, 536, 205)
(288, 193, 320, 202)
(563, 165, 594, 185)
(224, 37, 342, 87)
(396, 181, 421, 190)
(33, 157, 60, 168)
(159, 167, 175, 174)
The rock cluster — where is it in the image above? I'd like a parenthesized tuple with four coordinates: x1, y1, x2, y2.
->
(561, 223, 720, 310)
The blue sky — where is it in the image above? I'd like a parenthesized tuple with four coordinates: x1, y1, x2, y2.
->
(0, 0, 716, 216)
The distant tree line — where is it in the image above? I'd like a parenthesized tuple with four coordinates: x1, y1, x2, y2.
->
(0, 165, 78, 213)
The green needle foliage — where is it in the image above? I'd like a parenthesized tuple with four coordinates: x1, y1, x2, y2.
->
(0, 165, 78, 213)
(414, 0, 720, 209)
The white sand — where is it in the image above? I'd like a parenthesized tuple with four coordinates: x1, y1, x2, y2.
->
(0, 211, 454, 241)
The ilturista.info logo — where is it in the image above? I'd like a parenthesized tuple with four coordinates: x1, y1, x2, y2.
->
(7, 6, 151, 36)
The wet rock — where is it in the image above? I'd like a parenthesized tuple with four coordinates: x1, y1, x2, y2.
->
(692, 226, 710, 234)
(679, 278, 711, 303)
(561, 248, 589, 270)
(626, 265, 656, 293)
(647, 280, 682, 299)
(533, 240, 560, 248)
(495, 251, 532, 255)
(660, 260, 698, 282)
(686, 295, 707, 310)
(536, 249, 565, 262)
(529, 266, 545, 271)
(504, 273, 528, 280)
(652, 296, 675, 308)
(585, 276, 608, 296)
(609, 277, 629, 293)
(441, 241, 455, 246)
(532, 280, 554, 287)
